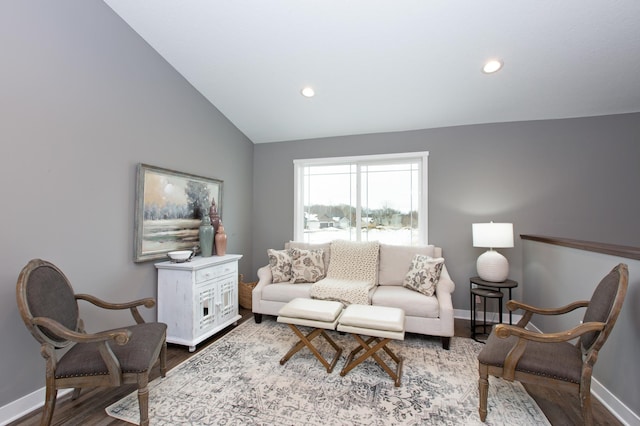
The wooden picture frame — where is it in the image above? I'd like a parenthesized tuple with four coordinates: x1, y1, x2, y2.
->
(134, 163, 223, 263)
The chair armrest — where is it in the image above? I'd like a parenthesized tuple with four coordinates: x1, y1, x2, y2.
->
(33, 317, 131, 384)
(507, 299, 589, 315)
(494, 321, 605, 343)
(493, 321, 605, 381)
(76, 294, 156, 324)
(507, 299, 589, 328)
(32, 317, 131, 345)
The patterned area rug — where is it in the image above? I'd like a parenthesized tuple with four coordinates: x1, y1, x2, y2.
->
(106, 318, 550, 425)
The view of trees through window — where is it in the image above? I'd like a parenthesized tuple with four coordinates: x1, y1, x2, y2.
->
(294, 153, 428, 245)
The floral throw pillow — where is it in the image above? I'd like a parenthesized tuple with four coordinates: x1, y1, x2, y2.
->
(402, 255, 444, 296)
(267, 249, 292, 283)
(289, 248, 325, 283)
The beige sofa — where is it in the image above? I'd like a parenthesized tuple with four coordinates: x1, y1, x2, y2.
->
(252, 241, 456, 349)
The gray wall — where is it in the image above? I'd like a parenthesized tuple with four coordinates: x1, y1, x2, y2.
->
(252, 113, 640, 314)
(2, 0, 640, 417)
(0, 1, 253, 408)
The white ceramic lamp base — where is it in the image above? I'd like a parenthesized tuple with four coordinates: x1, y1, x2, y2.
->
(476, 249, 509, 282)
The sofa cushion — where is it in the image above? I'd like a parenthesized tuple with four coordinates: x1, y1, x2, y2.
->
(402, 255, 444, 296)
(267, 249, 292, 283)
(378, 244, 437, 286)
(289, 248, 325, 283)
(326, 240, 380, 284)
(287, 241, 331, 272)
(262, 283, 313, 302)
(372, 286, 440, 318)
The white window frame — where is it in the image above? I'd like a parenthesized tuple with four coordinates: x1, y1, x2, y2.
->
(293, 151, 429, 245)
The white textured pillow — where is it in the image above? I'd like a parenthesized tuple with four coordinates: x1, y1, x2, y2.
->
(402, 255, 444, 296)
(267, 249, 292, 283)
(289, 248, 325, 283)
(326, 240, 380, 284)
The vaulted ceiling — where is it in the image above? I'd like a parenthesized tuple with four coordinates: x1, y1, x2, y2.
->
(104, 1, 640, 143)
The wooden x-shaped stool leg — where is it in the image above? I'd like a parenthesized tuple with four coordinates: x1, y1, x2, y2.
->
(280, 324, 343, 373)
(340, 334, 403, 386)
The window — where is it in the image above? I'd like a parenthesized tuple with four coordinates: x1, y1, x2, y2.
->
(293, 152, 428, 245)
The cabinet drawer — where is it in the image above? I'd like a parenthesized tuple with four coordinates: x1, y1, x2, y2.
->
(195, 262, 237, 283)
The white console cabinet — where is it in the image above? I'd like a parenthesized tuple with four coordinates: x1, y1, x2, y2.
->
(155, 254, 242, 352)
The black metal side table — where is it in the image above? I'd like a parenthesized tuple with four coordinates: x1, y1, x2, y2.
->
(470, 287, 503, 341)
(469, 277, 518, 342)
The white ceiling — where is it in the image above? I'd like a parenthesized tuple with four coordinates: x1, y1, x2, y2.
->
(104, 1, 640, 144)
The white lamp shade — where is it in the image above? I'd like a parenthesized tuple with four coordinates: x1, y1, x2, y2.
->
(472, 223, 514, 248)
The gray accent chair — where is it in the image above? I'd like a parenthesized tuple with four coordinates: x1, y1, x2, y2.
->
(477, 263, 628, 425)
(16, 259, 167, 426)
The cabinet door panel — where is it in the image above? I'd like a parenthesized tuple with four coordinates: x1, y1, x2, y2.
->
(197, 283, 217, 331)
(218, 275, 238, 324)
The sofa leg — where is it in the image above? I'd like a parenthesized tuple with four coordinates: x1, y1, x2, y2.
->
(441, 337, 451, 350)
(254, 313, 263, 323)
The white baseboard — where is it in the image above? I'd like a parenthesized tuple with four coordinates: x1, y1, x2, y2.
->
(592, 378, 640, 426)
(0, 387, 71, 426)
(454, 310, 640, 425)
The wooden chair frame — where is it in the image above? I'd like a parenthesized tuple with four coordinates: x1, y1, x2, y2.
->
(478, 263, 628, 425)
(16, 259, 167, 426)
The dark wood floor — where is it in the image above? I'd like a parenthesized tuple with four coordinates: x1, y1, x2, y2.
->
(10, 311, 622, 426)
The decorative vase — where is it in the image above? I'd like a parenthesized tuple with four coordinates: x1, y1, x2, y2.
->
(209, 199, 221, 234)
(199, 215, 214, 257)
(215, 224, 228, 256)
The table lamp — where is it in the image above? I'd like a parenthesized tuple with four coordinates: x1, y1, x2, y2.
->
(472, 222, 514, 282)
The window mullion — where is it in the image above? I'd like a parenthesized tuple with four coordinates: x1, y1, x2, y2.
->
(355, 163, 362, 242)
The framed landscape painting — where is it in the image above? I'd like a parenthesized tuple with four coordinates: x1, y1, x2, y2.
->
(134, 163, 223, 262)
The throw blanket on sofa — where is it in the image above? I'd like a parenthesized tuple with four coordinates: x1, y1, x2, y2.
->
(310, 240, 380, 305)
(310, 278, 376, 305)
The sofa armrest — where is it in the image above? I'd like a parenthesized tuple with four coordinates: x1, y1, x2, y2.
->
(436, 264, 455, 296)
(252, 265, 273, 311)
(435, 264, 456, 335)
(257, 264, 273, 283)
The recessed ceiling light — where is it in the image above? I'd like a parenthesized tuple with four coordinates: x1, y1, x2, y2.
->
(482, 59, 503, 74)
(301, 87, 315, 98)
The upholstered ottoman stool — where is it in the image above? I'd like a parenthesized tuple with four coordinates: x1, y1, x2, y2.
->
(277, 298, 344, 373)
(337, 304, 405, 386)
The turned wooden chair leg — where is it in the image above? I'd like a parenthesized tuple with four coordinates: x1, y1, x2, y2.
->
(580, 377, 594, 426)
(137, 374, 150, 426)
(71, 388, 81, 400)
(478, 363, 489, 422)
(160, 341, 168, 377)
(41, 384, 57, 426)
